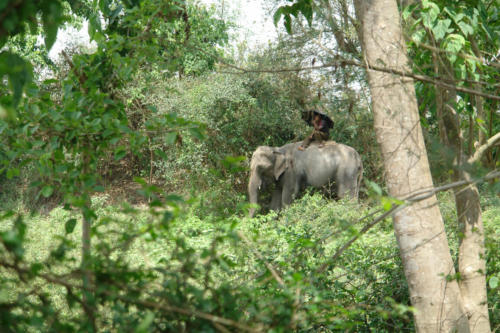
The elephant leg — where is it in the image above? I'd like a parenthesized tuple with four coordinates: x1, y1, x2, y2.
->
(282, 180, 299, 208)
(282, 186, 293, 207)
(270, 186, 282, 211)
(336, 174, 357, 200)
(336, 182, 348, 199)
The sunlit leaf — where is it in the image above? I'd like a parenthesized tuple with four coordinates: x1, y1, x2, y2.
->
(490, 276, 499, 289)
(381, 197, 393, 211)
(432, 19, 451, 40)
(135, 312, 155, 333)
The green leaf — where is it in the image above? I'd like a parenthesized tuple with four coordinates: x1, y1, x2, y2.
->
(465, 58, 477, 73)
(457, 21, 474, 36)
(0, 104, 7, 119)
(0, 51, 33, 107)
(367, 180, 383, 196)
(432, 19, 451, 40)
(422, 0, 440, 28)
(165, 132, 177, 145)
(88, 13, 102, 40)
(154, 149, 168, 160)
(43, 24, 59, 50)
(188, 127, 205, 140)
(292, 272, 303, 282)
(284, 14, 292, 34)
(381, 197, 393, 211)
(133, 177, 147, 185)
(65, 219, 77, 234)
(164, 194, 184, 202)
(273, 7, 283, 26)
(443, 34, 465, 63)
(412, 29, 427, 43)
(41, 186, 54, 198)
(42, 2, 63, 50)
(489, 276, 498, 289)
(402, 4, 418, 21)
(300, 1, 313, 26)
(114, 147, 127, 160)
(6, 168, 20, 179)
(135, 312, 155, 333)
(444, 34, 465, 52)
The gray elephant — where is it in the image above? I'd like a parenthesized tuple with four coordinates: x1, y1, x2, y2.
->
(248, 141, 363, 217)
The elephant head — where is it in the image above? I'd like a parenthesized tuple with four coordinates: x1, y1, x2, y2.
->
(248, 146, 288, 217)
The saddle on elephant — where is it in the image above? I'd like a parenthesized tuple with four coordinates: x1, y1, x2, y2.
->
(299, 109, 334, 150)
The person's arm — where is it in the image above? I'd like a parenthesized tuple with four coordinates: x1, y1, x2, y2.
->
(313, 117, 321, 130)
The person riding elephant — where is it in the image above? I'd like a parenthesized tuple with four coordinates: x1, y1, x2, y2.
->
(248, 141, 363, 217)
(299, 110, 334, 150)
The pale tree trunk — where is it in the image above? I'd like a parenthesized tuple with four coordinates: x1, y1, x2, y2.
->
(433, 56, 491, 332)
(442, 96, 491, 333)
(354, 0, 469, 331)
(455, 172, 490, 332)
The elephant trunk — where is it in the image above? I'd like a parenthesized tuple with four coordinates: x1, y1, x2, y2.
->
(248, 171, 261, 217)
(356, 162, 363, 200)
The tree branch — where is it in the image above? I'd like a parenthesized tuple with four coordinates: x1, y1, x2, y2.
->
(408, 35, 500, 70)
(61, 50, 88, 94)
(469, 132, 500, 164)
(237, 230, 285, 287)
(316, 204, 403, 273)
(315, 169, 500, 274)
(0, 259, 260, 332)
(218, 57, 500, 101)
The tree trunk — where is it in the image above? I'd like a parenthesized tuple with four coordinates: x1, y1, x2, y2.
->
(81, 150, 96, 331)
(354, 0, 469, 331)
(455, 172, 490, 333)
(433, 54, 491, 333)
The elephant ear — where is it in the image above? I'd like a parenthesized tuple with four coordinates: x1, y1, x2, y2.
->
(273, 153, 288, 180)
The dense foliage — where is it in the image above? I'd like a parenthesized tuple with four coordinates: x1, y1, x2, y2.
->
(0, 0, 498, 331)
(403, 0, 500, 178)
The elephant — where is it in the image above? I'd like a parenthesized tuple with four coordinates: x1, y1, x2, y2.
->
(248, 141, 363, 217)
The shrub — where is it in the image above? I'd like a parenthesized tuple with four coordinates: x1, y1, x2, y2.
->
(126, 71, 311, 213)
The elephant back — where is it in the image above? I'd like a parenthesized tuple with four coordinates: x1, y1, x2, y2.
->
(290, 141, 362, 192)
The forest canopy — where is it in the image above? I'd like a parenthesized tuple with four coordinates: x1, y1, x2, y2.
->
(0, 0, 499, 332)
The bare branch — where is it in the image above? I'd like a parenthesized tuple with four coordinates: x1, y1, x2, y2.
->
(217, 57, 500, 101)
(469, 132, 500, 164)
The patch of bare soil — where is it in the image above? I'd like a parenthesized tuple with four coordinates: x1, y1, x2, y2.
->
(103, 178, 166, 205)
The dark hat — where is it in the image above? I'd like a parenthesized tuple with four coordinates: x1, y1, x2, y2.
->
(301, 109, 334, 128)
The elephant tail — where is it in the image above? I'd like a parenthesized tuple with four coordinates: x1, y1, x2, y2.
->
(355, 160, 363, 200)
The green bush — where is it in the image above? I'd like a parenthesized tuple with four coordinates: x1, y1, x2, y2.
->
(125, 71, 311, 213)
(2, 186, 499, 331)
